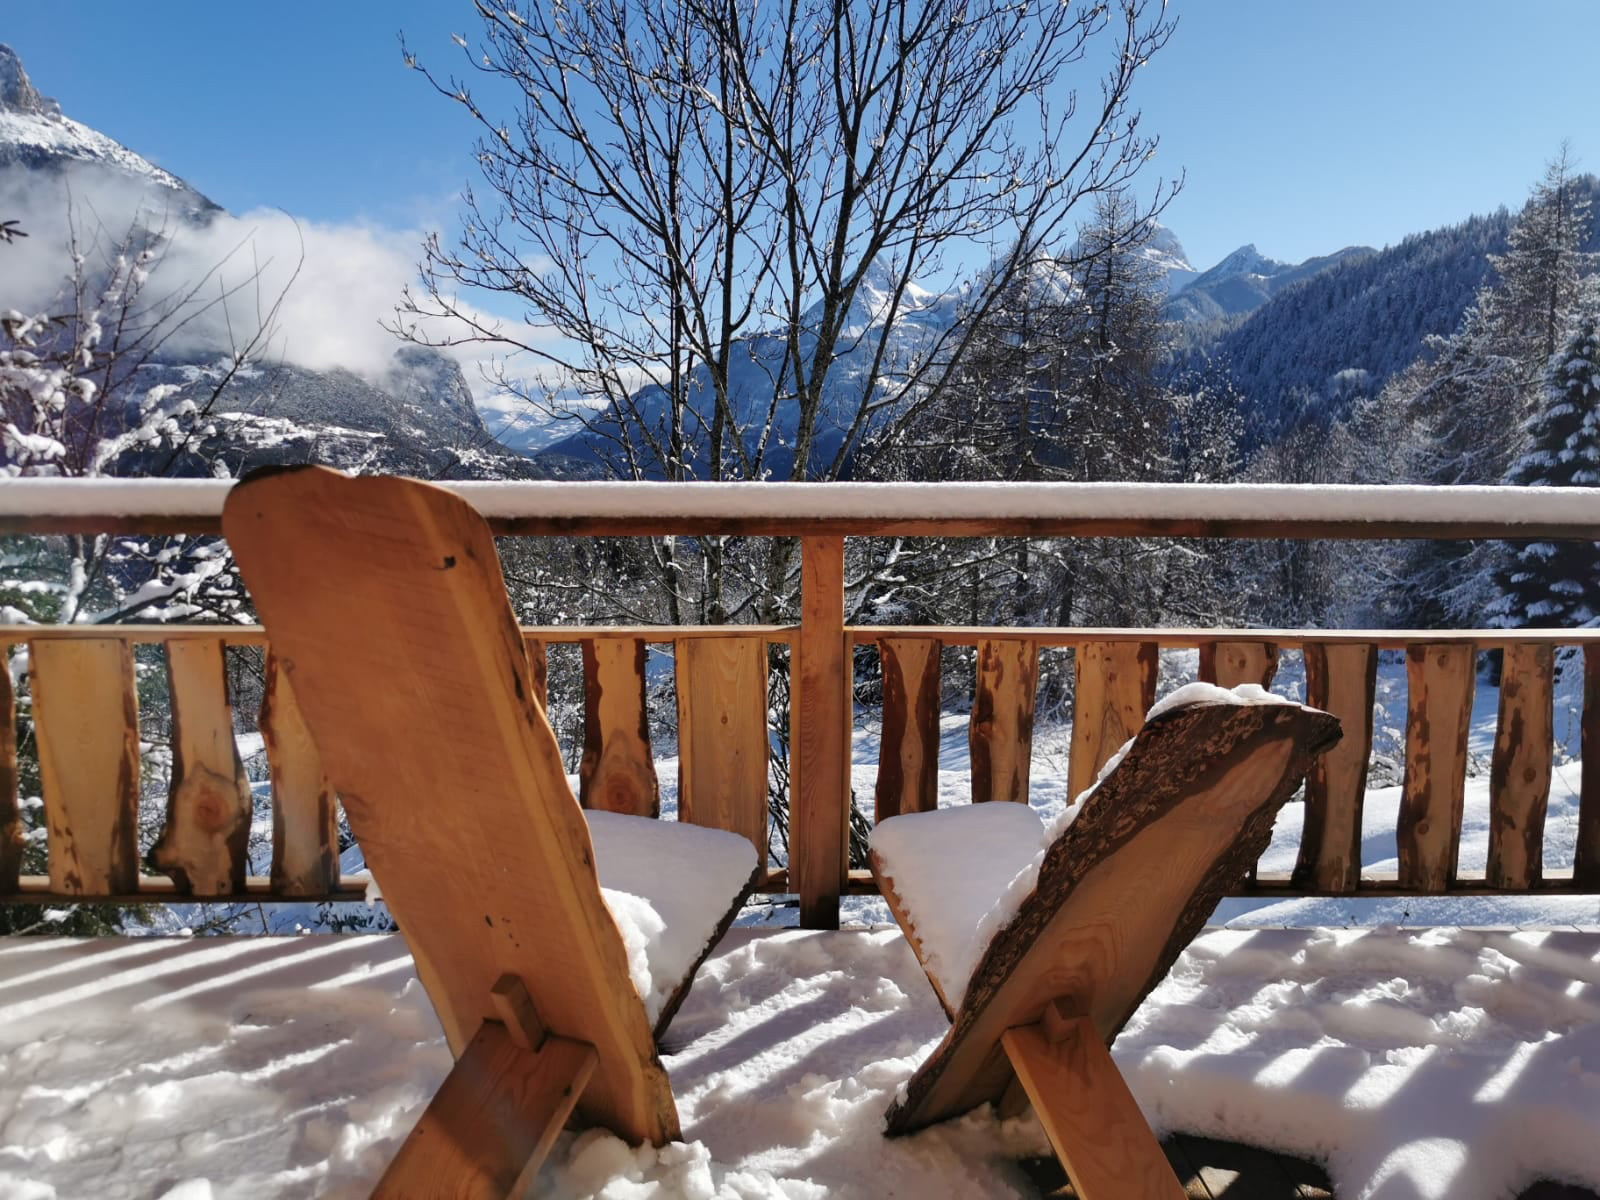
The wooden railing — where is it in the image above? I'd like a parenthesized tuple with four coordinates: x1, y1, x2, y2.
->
(2, 480, 1598, 929)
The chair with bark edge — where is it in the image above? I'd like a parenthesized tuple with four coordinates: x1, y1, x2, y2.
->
(221, 466, 760, 1199)
(868, 685, 1342, 1200)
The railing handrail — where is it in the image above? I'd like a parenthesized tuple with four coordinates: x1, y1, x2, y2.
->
(4, 478, 1600, 539)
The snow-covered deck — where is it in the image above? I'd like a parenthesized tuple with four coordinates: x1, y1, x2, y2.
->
(3, 925, 1598, 1200)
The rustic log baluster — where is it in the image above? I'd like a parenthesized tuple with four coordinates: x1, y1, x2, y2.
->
(1577, 645, 1600, 889)
(876, 637, 942, 821)
(522, 635, 549, 711)
(260, 651, 340, 895)
(1486, 643, 1554, 889)
(970, 638, 1038, 804)
(579, 637, 659, 818)
(794, 536, 848, 930)
(0, 645, 19, 893)
(1198, 640, 1280, 690)
(1067, 641, 1158, 803)
(1397, 642, 1475, 892)
(149, 638, 254, 894)
(676, 636, 769, 855)
(1295, 642, 1376, 893)
(30, 637, 141, 894)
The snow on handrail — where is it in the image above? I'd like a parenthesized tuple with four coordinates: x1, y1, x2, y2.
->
(1, 477, 1599, 537)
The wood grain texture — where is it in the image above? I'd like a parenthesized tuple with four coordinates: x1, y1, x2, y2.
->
(676, 636, 768, 853)
(223, 467, 680, 1146)
(885, 701, 1341, 1135)
(1488, 643, 1554, 889)
(579, 637, 659, 818)
(793, 536, 848, 930)
(259, 652, 339, 896)
(970, 639, 1038, 804)
(1580, 645, 1600, 889)
(1002, 1005, 1186, 1200)
(1398, 642, 1476, 892)
(1067, 641, 1158, 802)
(1295, 642, 1377, 893)
(148, 638, 253, 895)
(0, 648, 19, 893)
(29, 637, 141, 894)
(373, 1021, 596, 1200)
(1198, 641, 1280, 690)
(876, 637, 942, 822)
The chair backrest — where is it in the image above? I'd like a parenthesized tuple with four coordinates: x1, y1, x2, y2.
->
(888, 698, 1341, 1132)
(223, 466, 678, 1145)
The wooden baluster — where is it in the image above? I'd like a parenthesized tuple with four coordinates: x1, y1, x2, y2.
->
(1398, 641, 1475, 892)
(1067, 641, 1158, 803)
(30, 637, 141, 894)
(794, 536, 847, 930)
(522, 635, 549, 711)
(1198, 640, 1280, 689)
(579, 637, 660, 817)
(676, 636, 769, 855)
(1487, 644, 1554, 889)
(148, 638, 253, 894)
(260, 651, 340, 895)
(970, 638, 1037, 804)
(1296, 642, 1376, 893)
(876, 637, 942, 821)
(0, 644, 19, 893)
(1582, 645, 1600, 889)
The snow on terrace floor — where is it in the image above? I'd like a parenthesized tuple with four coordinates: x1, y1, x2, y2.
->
(1, 927, 1598, 1200)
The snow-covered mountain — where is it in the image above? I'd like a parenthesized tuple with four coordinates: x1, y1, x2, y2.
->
(1166, 240, 1375, 323)
(1141, 222, 1201, 294)
(0, 45, 545, 481)
(0, 44, 214, 215)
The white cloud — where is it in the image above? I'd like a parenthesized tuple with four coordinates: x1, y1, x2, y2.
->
(0, 161, 570, 420)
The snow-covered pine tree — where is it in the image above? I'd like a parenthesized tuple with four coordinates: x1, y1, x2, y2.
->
(1490, 316, 1600, 627)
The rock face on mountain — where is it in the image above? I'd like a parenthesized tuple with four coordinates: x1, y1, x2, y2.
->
(0, 44, 546, 481)
(1166, 242, 1375, 323)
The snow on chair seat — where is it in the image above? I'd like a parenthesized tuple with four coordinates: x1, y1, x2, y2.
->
(223, 467, 759, 1199)
(871, 686, 1341, 1200)
(587, 810, 759, 1035)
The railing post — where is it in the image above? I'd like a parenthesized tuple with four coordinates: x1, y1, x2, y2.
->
(794, 535, 847, 929)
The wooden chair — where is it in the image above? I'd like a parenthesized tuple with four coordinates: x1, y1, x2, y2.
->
(869, 694, 1342, 1200)
(223, 467, 759, 1198)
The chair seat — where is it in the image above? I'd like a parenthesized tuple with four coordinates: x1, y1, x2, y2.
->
(588, 811, 757, 1026)
(869, 803, 1045, 1008)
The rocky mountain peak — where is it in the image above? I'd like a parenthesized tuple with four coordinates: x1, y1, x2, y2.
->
(0, 45, 61, 118)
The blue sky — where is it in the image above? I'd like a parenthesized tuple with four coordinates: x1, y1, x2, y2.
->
(4, 1, 1596, 272)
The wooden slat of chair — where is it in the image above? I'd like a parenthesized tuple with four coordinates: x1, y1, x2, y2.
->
(1295, 642, 1377, 893)
(30, 637, 141, 894)
(580, 637, 660, 817)
(1067, 640, 1158, 802)
(0, 646, 20, 893)
(970, 638, 1037, 804)
(260, 651, 340, 896)
(886, 701, 1341, 1147)
(223, 468, 679, 1157)
(374, 1019, 597, 1199)
(1002, 1001, 1185, 1200)
(1488, 643, 1554, 889)
(676, 635, 768, 854)
(1398, 642, 1475, 892)
(876, 636, 942, 822)
(149, 638, 253, 895)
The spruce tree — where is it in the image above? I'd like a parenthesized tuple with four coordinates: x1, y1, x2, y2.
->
(1490, 316, 1600, 626)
